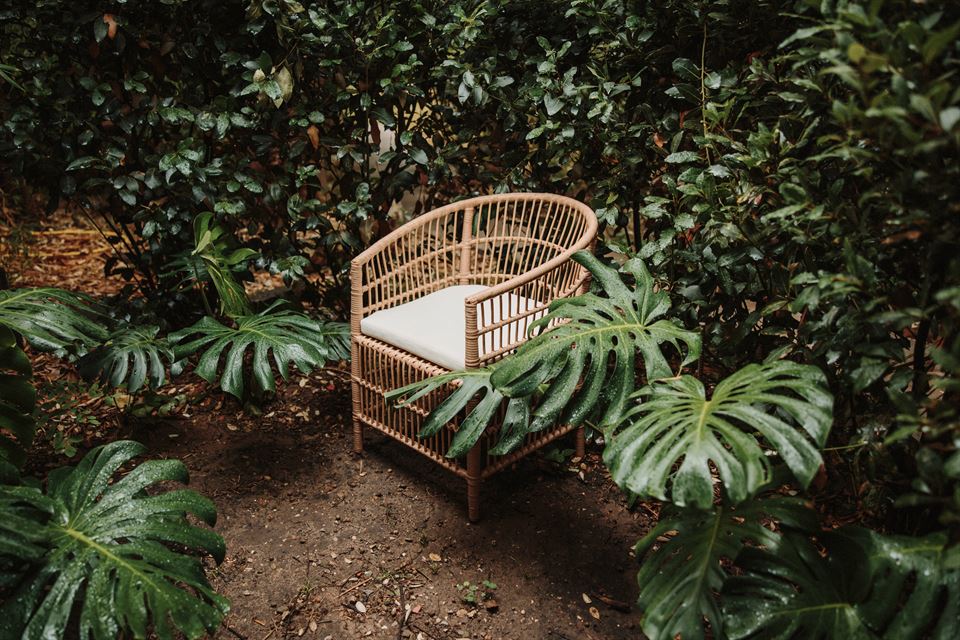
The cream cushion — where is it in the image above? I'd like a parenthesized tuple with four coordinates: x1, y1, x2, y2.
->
(360, 284, 543, 370)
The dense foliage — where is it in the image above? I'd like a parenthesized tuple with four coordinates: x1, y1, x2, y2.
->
(394, 252, 959, 639)
(1, 0, 958, 638)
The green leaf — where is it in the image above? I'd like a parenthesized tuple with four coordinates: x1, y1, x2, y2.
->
(0, 289, 109, 356)
(0, 440, 229, 639)
(0, 326, 35, 474)
(940, 107, 960, 132)
(190, 213, 253, 317)
(387, 370, 529, 458)
(543, 94, 564, 116)
(77, 325, 173, 392)
(672, 57, 699, 82)
(635, 498, 816, 640)
(922, 20, 960, 64)
(496, 252, 699, 425)
(408, 147, 428, 165)
(170, 303, 349, 399)
(664, 151, 700, 164)
(604, 360, 833, 509)
(723, 528, 960, 639)
(65, 156, 101, 172)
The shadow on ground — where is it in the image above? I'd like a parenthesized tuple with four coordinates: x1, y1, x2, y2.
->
(132, 369, 650, 640)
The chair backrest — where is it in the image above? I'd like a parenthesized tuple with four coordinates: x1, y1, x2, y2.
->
(354, 193, 597, 317)
(461, 194, 595, 291)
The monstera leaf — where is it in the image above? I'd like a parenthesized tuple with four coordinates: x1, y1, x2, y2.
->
(388, 252, 700, 457)
(386, 370, 531, 458)
(0, 440, 229, 639)
(170, 302, 350, 399)
(604, 360, 833, 509)
(77, 325, 173, 392)
(492, 252, 700, 429)
(0, 288, 108, 355)
(723, 528, 960, 639)
(0, 326, 35, 478)
(635, 497, 816, 640)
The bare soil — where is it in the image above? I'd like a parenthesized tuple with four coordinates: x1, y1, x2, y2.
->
(9, 212, 654, 640)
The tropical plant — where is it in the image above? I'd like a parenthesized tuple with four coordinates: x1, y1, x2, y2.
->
(633, 497, 816, 640)
(605, 360, 832, 509)
(187, 212, 257, 318)
(0, 325, 34, 478)
(0, 288, 108, 356)
(77, 325, 173, 393)
(170, 301, 350, 399)
(394, 248, 957, 639)
(723, 528, 960, 639)
(0, 440, 229, 639)
(388, 251, 701, 455)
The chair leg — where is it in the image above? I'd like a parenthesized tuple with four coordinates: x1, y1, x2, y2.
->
(352, 417, 364, 454)
(466, 443, 482, 522)
(575, 425, 586, 459)
(350, 335, 363, 454)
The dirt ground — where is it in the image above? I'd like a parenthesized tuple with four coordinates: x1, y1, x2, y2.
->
(8, 212, 654, 640)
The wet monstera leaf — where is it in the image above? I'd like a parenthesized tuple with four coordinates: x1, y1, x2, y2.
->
(170, 301, 349, 399)
(723, 527, 960, 639)
(0, 288, 108, 356)
(77, 325, 173, 392)
(635, 497, 816, 640)
(604, 360, 833, 509)
(388, 251, 699, 457)
(491, 252, 700, 430)
(0, 440, 229, 639)
(0, 325, 35, 478)
(387, 369, 530, 458)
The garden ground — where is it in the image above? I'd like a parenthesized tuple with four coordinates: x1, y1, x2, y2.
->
(15, 213, 651, 640)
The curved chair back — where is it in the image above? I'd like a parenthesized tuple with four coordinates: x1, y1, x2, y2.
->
(353, 193, 598, 318)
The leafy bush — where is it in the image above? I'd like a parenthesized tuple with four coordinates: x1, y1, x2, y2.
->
(2, 0, 959, 638)
(395, 252, 959, 639)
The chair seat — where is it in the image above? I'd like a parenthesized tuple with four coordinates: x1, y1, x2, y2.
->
(360, 284, 542, 370)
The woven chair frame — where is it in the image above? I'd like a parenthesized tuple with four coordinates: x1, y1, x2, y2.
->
(350, 192, 598, 520)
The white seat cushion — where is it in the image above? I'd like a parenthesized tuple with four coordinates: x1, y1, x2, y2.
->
(360, 284, 543, 370)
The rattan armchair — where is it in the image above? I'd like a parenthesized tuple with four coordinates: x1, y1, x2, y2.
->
(350, 193, 598, 520)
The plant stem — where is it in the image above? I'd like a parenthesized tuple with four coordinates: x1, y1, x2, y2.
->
(699, 19, 711, 165)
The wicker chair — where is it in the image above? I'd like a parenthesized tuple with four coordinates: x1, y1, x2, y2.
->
(350, 193, 598, 520)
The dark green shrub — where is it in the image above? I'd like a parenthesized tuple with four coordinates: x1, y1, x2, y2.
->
(3, 1, 959, 637)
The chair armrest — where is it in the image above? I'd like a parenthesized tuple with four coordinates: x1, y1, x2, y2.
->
(463, 246, 593, 367)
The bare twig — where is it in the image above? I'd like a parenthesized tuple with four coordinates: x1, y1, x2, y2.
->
(395, 581, 407, 640)
(225, 624, 248, 639)
(338, 574, 376, 598)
